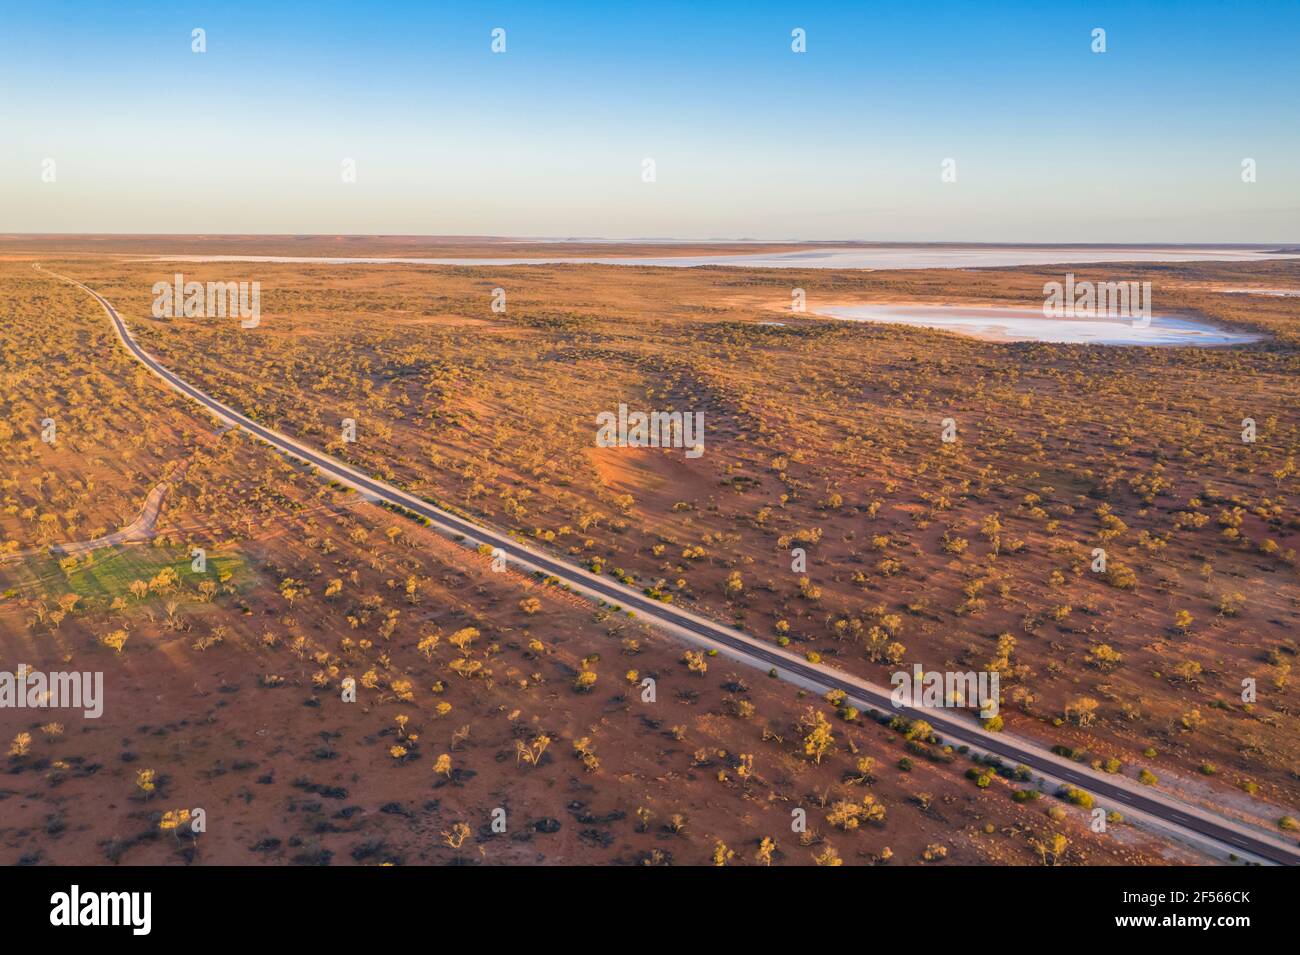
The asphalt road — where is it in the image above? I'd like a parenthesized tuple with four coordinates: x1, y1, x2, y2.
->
(44, 265, 1300, 866)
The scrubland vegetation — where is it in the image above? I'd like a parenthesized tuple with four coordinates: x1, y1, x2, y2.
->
(1, 248, 1296, 864)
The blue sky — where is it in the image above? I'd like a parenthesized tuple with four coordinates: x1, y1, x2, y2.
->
(2, 0, 1297, 241)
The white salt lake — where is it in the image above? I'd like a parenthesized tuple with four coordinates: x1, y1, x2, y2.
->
(815, 304, 1264, 346)
(1216, 288, 1300, 297)
(151, 246, 1298, 271)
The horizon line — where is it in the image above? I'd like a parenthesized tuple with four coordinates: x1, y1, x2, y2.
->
(2, 233, 1297, 249)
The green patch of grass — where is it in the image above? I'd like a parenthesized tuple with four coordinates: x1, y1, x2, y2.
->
(36, 546, 251, 601)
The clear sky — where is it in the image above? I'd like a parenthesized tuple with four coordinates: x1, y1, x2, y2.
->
(2, 0, 1297, 241)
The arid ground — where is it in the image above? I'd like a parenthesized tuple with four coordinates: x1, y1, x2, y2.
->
(1, 239, 1297, 865)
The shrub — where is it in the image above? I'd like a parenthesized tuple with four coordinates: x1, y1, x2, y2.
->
(1060, 786, 1094, 809)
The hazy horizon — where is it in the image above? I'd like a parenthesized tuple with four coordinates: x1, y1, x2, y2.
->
(2, 234, 1298, 248)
